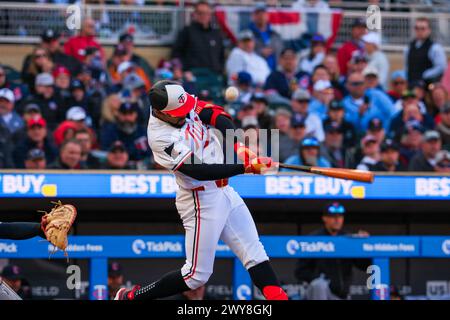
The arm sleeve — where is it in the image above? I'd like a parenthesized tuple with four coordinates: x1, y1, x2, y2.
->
(198, 108, 236, 136)
(0, 222, 45, 240)
(178, 157, 245, 181)
(423, 44, 447, 80)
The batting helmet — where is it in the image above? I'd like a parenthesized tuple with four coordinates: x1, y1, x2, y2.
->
(149, 80, 197, 117)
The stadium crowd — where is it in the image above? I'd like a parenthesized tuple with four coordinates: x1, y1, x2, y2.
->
(0, 1, 450, 172)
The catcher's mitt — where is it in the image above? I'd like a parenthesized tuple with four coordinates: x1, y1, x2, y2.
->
(40, 201, 77, 258)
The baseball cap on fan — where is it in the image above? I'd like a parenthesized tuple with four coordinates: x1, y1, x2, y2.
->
(1, 264, 22, 280)
(149, 80, 197, 117)
(0, 88, 15, 102)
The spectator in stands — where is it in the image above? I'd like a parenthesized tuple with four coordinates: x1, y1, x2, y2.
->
(108, 45, 128, 86)
(311, 64, 343, 100)
(234, 103, 257, 129)
(398, 121, 425, 168)
(74, 129, 100, 169)
(24, 148, 46, 170)
(323, 54, 344, 93)
(64, 18, 105, 63)
(337, 18, 366, 76)
(410, 80, 427, 108)
(13, 117, 57, 168)
(250, 93, 272, 130)
(436, 103, 450, 150)
(321, 121, 352, 168)
(373, 139, 405, 172)
(290, 118, 306, 145)
(119, 33, 154, 82)
(172, 1, 224, 74)
(295, 202, 370, 300)
(155, 59, 197, 96)
(342, 72, 395, 134)
(21, 47, 54, 94)
(108, 261, 125, 300)
(273, 108, 298, 162)
(122, 72, 151, 126)
(309, 80, 334, 119)
(20, 103, 42, 129)
(362, 32, 389, 89)
(427, 83, 448, 118)
(116, 61, 151, 92)
(22, 29, 81, 80)
(53, 66, 72, 103)
(363, 66, 382, 91)
(226, 71, 254, 115)
(405, 17, 447, 85)
(284, 136, 331, 169)
(0, 264, 30, 300)
(64, 79, 99, 129)
(290, 88, 324, 141)
(299, 34, 326, 75)
(346, 52, 369, 78)
(248, 4, 283, 71)
(366, 118, 385, 145)
(392, 88, 427, 115)
(52, 119, 80, 148)
(102, 141, 134, 170)
(0, 65, 28, 103)
(323, 99, 357, 147)
(100, 93, 122, 125)
(226, 30, 271, 87)
(434, 150, 450, 173)
(100, 102, 149, 162)
(408, 130, 442, 171)
(356, 135, 380, 171)
(310, 64, 331, 85)
(0, 88, 24, 135)
(47, 139, 85, 170)
(0, 121, 13, 168)
(389, 101, 435, 142)
(264, 48, 310, 101)
(387, 70, 408, 103)
(25, 73, 64, 130)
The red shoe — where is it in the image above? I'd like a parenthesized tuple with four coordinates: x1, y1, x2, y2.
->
(114, 285, 141, 300)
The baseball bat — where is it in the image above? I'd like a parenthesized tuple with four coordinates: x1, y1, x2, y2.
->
(278, 163, 374, 183)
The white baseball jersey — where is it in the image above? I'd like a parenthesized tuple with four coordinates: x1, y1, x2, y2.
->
(148, 109, 224, 190)
(147, 109, 268, 290)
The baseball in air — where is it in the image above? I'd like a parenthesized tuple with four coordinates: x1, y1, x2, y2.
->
(225, 86, 239, 102)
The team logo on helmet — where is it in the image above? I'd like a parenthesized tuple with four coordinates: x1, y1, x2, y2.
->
(178, 93, 186, 104)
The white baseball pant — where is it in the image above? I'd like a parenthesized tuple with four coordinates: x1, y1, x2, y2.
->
(176, 184, 269, 289)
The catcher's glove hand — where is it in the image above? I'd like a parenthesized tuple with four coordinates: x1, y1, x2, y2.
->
(40, 201, 77, 258)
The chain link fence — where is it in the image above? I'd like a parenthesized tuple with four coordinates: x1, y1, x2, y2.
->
(0, 3, 181, 45)
(0, 2, 450, 50)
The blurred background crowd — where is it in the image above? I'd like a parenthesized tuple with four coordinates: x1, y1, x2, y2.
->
(0, 0, 449, 173)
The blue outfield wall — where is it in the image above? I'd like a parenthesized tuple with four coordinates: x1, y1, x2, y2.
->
(1, 235, 449, 300)
(0, 172, 449, 200)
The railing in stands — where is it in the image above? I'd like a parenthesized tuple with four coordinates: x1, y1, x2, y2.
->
(0, 2, 450, 50)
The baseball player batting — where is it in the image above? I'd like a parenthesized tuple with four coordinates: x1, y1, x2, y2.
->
(115, 80, 288, 300)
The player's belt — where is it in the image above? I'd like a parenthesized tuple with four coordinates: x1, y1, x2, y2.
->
(192, 178, 228, 191)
